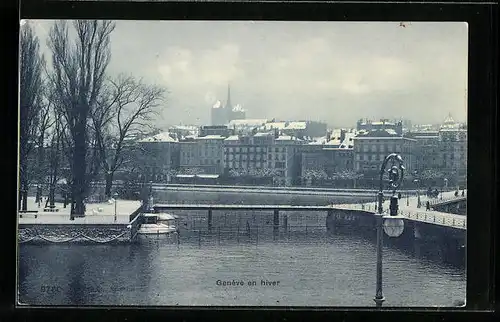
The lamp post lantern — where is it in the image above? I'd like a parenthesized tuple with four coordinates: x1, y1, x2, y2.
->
(374, 153, 406, 308)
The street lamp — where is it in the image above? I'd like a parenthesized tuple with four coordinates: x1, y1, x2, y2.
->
(113, 192, 119, 223)
(374, 153, 406, 308)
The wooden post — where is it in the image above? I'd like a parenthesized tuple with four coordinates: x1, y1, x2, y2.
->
(273, 209, 279, 234)
(218, 226, 220, 245)
(208, 209, 213, 233)
(283, 214, 288, 233)
(198, 230, 201, 247)
(256, 225, 259, 245)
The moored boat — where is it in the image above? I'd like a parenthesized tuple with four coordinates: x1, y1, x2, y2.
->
(137, 213, 177, 236)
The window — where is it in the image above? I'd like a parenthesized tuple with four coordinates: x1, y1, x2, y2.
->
(250, 147, 255, 152)
(275, 147, 279, 152)
(281, 154, 286, 161)
(256, 147, 261, 153)
(275, 161, 285, 168)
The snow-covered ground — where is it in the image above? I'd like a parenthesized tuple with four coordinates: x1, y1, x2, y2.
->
(18, 197, 141, 225)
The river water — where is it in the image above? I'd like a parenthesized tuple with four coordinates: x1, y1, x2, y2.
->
(18, 190, 466, 307)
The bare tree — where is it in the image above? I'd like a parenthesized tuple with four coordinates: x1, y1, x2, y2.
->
(91, 74, 166, 197)
(19, 22, 45, 211)
(47, 20, 116, 217)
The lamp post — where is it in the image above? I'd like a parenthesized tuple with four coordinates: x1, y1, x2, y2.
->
(113, 192, 119, 223)
(374, 153, 406, 308)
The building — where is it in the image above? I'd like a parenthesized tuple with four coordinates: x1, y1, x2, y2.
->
(438, 114, 467, 185)
(259, 120, 327, 139)
(356, 119, 403, 136)
(211, 100, 228, 126)
(135, 132, 180, 182)
(223, 132, 304, 186)
(273, 135, 304, 186)
(168, 125, 198, 140)
(228, 119, 268, 135)
(353, 129, 416, 177)
(199, 125, 234, 138)
(179, 135, 225, 175)
(405, 114, 467, 186)
(211, 84, 246, 125)
(404, 130, 441, 172)
(323, 131, 355, 175)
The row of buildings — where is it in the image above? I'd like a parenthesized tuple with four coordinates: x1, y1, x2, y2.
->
(127, 114, 467, 187)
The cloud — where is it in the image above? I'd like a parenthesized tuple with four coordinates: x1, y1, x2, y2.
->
(157, 43, 244, 89)
(29, 20, 468, 127)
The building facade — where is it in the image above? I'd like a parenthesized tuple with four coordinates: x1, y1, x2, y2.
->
(353, 129, 416, 177)
(135, 132, 179, 182)
(356, 119, 404, 136)
(179, 135, 225, 175)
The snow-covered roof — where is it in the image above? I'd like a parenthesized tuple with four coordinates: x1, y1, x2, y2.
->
(254, 132, 273, 137)
(276, 135, 294, 141)
(196, 135, 225, 140)
(263, 122, 287, 130)
(308, 136, 328, 145)
(228, 119, 268, 127)
(338, 132, 355, 149)
(170, 125, 198, 130)
(285, 121, 307, 130)
(212, 100, 222, 109)
(138, 132, 178, 143)
(197, 174, 220, 179)
(232, 104, 245, 112)
(224, 135, 240, 141)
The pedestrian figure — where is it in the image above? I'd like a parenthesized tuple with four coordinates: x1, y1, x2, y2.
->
(398, 192, 402, 200)
(426, 201, 430, 211)
(461, 190, 465, 197)
(454, 190, 459, 197)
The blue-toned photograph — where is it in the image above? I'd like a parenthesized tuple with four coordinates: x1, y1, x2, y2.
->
(17, 20, 467, 307)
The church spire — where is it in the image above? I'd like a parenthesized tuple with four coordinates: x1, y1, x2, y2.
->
(226, 83, 232, 109)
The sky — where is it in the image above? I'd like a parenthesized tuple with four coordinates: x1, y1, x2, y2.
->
(27, 20, 468, 129)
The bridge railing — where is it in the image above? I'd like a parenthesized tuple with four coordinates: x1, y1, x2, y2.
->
(398, 210, 466, 229)
(333, 202, 467, 230)
(429, 195, 466, 207)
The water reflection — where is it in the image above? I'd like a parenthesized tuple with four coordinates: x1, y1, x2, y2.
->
(18, 190, 465, 306)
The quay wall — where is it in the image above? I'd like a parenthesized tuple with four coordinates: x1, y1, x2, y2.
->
(325, 209, 466, 267)
(18, 217, 143, 245)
